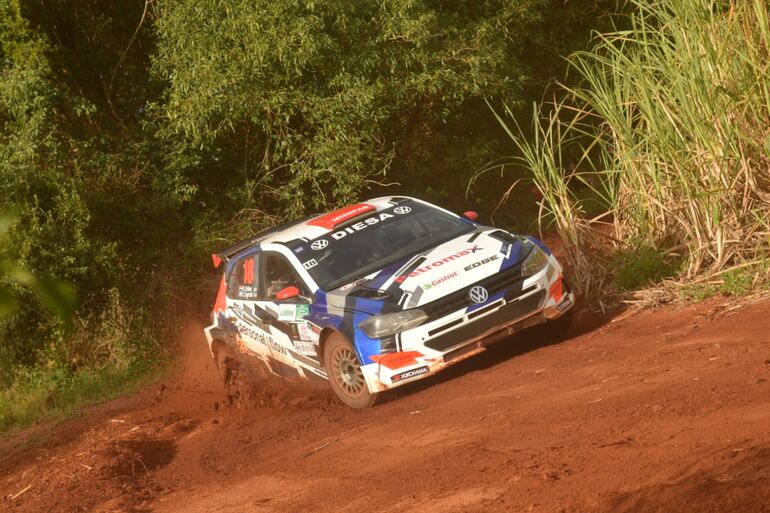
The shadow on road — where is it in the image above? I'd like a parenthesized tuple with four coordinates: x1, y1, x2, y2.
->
(384, 306, 620, 403)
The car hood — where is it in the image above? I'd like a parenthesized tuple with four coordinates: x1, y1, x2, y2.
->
(324, 229, 534, 315)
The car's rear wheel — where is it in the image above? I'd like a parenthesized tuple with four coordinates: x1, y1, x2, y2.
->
(323, 332, 379, 409)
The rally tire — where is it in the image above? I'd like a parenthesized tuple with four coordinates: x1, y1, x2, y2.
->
(323, 332, 380, 409)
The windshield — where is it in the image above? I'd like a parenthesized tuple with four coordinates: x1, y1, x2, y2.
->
(293, 201, 473, 290)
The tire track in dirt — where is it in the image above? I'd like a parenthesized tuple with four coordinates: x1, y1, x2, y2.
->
(2, 297, 769, 513)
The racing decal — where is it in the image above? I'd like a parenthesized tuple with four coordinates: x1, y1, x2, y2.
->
(234, 302, 297, 340)
(397, 290, 410, 307)
(394, 245, 482, 283)
(310, 239, 328, 250)
(501, 242, 513, 259)
(278, 304, 298, 321)
(243, 257, 255, 283)
(231, 303, 269, 332)
(238, 285, 258, 299)
(393, 205, 411, 215)
(403, 285, 424, 308)
(297, 322, 315, 340)
(381, 255, 427, 291)
(329, 212, 395, 240)
(365, 254, 418, 291)
(421, 271, 459, 290)
(303, 259, 318, 270)
(231, 312, 288, 357)
(291, 339, 317, 356)
(296, 304, 310, 318)
(307, 203, 376, 229)
(467, 231, 482, 243)
(391, 366, 429, 383)
(464, 254, 499, 272)
(369, 350, 424, 369)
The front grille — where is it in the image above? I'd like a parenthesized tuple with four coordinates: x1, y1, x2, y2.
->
(422, 263, 525, 319)
(425, 289, 545, 352)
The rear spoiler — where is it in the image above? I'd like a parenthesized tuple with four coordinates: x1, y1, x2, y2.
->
(211, 213, 318, 268)
(211, 236, 262, 268)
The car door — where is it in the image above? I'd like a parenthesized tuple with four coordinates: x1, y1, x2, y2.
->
(225, 251, 278, 364)
(255, 251, 324, 379)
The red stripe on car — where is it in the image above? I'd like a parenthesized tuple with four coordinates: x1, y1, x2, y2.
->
(307, 203, 376, 230)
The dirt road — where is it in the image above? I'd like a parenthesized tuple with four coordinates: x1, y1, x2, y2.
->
(2, 297, 769, 513)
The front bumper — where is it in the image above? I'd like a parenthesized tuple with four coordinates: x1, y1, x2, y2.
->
(361, 256, 574, 392)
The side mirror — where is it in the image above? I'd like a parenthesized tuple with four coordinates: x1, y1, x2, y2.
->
(462, 211, 479, 222)
(276, 286, 300, 301)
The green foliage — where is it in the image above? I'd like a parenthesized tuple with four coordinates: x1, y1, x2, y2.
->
(496, 0, 770, 296)
(0, 359, 153, 431)
(682, 261, 770, 301)
(610, 246, 681, 291)
(152, 0, 578, 218)
(0, 0, 610, 430)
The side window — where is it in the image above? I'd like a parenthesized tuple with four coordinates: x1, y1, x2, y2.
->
(261, 252, 310, 301)
(226, 253, 261, 300)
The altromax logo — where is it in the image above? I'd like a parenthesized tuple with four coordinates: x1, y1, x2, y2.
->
(391, 366, 429, 383)
(394, 246, 481, 283)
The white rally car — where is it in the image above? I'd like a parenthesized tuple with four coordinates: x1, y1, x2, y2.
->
(205, 197, 574, 408)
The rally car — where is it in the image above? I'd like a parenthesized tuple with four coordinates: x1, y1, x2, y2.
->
(205, 197, 574, 408)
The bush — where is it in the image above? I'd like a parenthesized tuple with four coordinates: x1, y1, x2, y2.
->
(495, 0, 770, 296)
(611, 246, 681, 291)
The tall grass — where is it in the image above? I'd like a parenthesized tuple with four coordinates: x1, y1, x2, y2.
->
(497, 0, 770, 296)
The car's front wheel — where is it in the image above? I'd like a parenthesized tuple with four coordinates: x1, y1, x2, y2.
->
(323, 332, 380, 409)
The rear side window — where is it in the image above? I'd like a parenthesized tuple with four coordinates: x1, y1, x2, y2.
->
(227, 253, 260, 299)
(261, 252, 310, 300)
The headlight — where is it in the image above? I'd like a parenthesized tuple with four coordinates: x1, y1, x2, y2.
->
(521, 246, 549, 277)
(358, 309, 428, 338)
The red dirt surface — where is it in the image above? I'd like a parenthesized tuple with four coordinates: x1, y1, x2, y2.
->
(2, 297, 769, 513)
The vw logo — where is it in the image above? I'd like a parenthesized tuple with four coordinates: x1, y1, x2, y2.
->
(311, 239, 328, 250)
(393, 206, 412, 215)
(468, 285, 489, 304)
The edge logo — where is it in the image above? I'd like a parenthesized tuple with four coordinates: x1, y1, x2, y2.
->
(464, 254, 499, 272)
(391, 366, 429, 383)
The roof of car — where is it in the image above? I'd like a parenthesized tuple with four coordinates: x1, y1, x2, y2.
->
(261, 196, 414, 244)
(212, 196, 418, 266)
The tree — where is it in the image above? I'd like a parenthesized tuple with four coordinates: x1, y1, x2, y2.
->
(153, 0, 553, 218)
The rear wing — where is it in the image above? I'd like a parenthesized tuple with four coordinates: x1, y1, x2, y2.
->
(210, 213, 318, 268)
